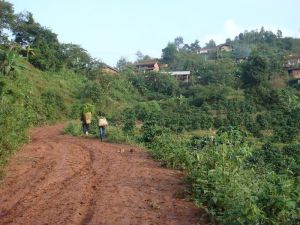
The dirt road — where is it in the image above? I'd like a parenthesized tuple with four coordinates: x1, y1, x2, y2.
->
(0, 124, 208, 225)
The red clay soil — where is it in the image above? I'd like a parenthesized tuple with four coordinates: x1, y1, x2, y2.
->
(0, 124, 209, 225)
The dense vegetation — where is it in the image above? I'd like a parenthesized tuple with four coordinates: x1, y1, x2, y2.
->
(0, 0, 141, 174)
(1, 0, 300, 224)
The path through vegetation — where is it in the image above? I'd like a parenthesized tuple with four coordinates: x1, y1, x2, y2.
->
(0, 124, 208, 225)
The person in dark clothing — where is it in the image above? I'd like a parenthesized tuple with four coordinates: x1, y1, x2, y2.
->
(81, 112, 91, 136)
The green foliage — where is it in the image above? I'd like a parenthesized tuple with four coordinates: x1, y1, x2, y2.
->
(0, 45, 26, 75)
(1, 6, 300, 223)
(273, 125, 299, 143)
(60, 43, 92, 72)
(122, 110, 135, 134)
(161, 42, 178, 65)
(232, 43, 252, 59)
(241, 53, 269, 87)
(41, 90, 67, 121)
(12, 12, 63, 71)
(199, 59, 238, 86)
(248, 143, 300, 176)
(141, 116, 164, 143)
(29, 27, 63, 71)
(134, 101, 161, 120)
(128, 72, 180, 98)
(149, 133, 194, 170)
(186, 85, 242, 106)
(81, 103, 95, 114)
(0, 61, 86, 174)
(145, 127, 300, 224)
(0, 0, 14, 42)
(106, 126, 130, 144)
(0, 103, 30, 167)
(63, 122, 82, 136)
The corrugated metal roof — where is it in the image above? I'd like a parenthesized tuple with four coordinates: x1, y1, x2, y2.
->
(170, 71, 190, 75)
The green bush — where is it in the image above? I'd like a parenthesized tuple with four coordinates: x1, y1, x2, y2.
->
(149, 133, 195, 170)
(41, 90, 67, 121)
(80, 103, 95, 114)
(248, 143, 300, 176)
(0, 63, 86, 175)
(134, 101, 161, 121)
(273, 125, 299, 143)
(142, 125, 300, 224)
(63, 122, 82, 136)
(106, 126, 129, 144)
(141, 117, 165, 142)
(122, 111, 136, 134)
(188, 130, 300, 224)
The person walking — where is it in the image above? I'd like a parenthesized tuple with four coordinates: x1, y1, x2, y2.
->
(81, 111, 92, 136)
(98, 112, 108, 141)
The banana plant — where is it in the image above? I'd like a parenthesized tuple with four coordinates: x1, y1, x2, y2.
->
(0, 45, 26, 75)
(25, 45, 35, 61)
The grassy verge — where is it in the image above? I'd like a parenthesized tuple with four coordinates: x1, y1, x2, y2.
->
(0, 66, 86, 176)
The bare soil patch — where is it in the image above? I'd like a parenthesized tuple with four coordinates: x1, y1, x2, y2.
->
(0, 124, 208, 225)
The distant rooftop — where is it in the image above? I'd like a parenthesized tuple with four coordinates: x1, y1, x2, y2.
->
(170, 71, 190, 75)
(135, 61, 158, 66)
(101, 63, 119, 73)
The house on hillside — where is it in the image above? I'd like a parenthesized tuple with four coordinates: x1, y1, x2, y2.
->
(170, 71, 190, 83)
(288, 68, 300, 78)
(198, 47, 215, 54)
(217, 44, 232, 52)
(100, 64, 119, 75)
(198, 44, 232, 55)
(135, 61, 160, 72)
(284, 54, 300, 68)
(288, 68, 300, 84)
(284, 54, 300, 84)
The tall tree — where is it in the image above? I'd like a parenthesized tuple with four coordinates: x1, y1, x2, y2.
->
(29, 25, 63, 71)
(225, 38, 232, 45)
(116, 57, 131, 71)
(241, 53, 269, 87)
(136, 51, 144, 62)
(174, 36, 184, 50)
(190, 40, 200, 52)
(12, 11, 64, 71)
(0, 0, 14, 43)
(12, 12, 38, 46)
(276, 30, 283, 39)
(161, 43, 178, 65)
(60, 43, 91, 71)
(205, 39, 216, 48)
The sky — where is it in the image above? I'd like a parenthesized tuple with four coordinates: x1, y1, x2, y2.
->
(8, 0, 300, 66)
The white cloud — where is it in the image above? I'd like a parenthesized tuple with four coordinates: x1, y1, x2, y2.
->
(202, 19, 240, 45)
(224, 19, 242, 39)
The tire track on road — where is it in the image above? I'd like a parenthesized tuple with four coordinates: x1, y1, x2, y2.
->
(0, 124, 208, 225)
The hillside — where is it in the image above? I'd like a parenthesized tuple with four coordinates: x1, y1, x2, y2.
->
(1, 1, 300, 224)
(1, 37, 300, 225)
(0, 58, 143, 175)
(0, 62, 82, 171)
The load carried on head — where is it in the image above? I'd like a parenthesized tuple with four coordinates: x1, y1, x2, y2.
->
(98, 117, 108, 127)
(98, 112, 108, 127)
(81, 103, 95, 124)
(84, 112, 92, 124)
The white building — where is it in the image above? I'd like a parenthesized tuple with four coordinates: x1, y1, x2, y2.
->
(169, 71, 190, 83)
